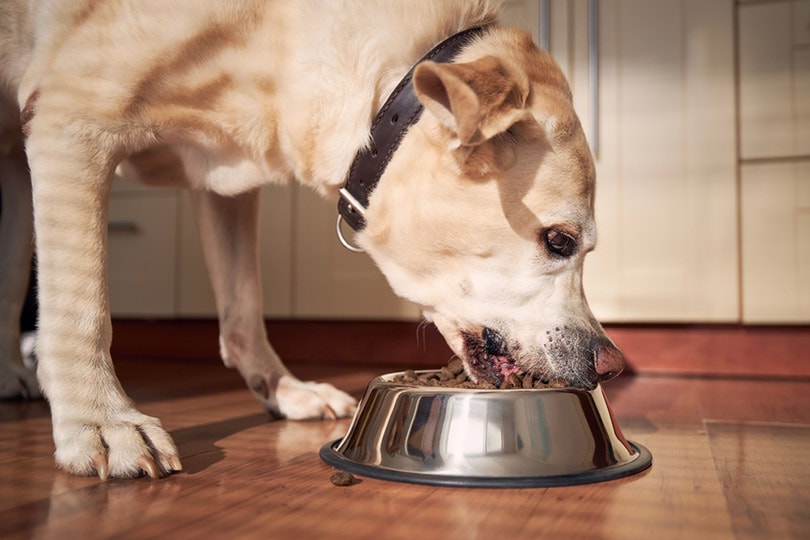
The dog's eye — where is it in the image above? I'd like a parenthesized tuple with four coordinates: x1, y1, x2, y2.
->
(545, 229, 577, 257)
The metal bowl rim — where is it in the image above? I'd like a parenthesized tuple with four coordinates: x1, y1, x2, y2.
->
(320, 439, 653, 488)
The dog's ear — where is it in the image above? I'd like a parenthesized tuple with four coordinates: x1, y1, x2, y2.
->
(413, 55, 529, 149)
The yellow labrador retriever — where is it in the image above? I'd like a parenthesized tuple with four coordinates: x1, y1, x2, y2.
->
(0, 0, 624, 479)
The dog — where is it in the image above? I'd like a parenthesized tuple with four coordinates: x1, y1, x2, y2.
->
(0, 0, 625, 479)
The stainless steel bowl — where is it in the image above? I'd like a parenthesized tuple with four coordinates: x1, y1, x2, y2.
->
(321, 371, 651, 487)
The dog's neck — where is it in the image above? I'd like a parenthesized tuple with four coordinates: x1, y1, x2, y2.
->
(337, 27, 486, 232)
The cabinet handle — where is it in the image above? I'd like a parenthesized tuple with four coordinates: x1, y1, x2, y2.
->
(107, 221, 140, 234)
(588, 0, 599, 157)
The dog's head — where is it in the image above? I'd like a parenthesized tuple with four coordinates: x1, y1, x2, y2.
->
(358, 29, 624, 389)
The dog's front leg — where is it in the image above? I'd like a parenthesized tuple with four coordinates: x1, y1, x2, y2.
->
(190, 189, 356, 420)
(26, 127, 181, 479)
(0, 136, 40, 399)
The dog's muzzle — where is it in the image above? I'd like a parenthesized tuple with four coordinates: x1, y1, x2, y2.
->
(462, 326, 625, 388)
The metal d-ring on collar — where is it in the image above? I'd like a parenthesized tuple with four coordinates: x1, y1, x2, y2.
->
(336, 26, 486, 252)
(336, 212, 365, 253)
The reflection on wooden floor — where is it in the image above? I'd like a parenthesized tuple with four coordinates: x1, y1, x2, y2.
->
(1, 357, 809, 539)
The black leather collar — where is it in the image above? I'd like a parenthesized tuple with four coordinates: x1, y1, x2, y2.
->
(337, 27, 486, 232)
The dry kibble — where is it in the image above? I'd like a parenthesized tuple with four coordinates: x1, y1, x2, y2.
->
(447, 357, 465, 375)
(391, 359, 568, 390)
(438, 366, 455, 381)
(330, 471, 356, 486)
(503, 373, 522, 389)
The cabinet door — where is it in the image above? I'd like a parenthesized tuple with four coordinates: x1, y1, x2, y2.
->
(739, 0, 810, 160)
(108, 193, 178, 317)
(738, 0, 810, 323)
(176, 185, 294, 317)
(741, 162, 810, 323)
(551, 0, 738, 322)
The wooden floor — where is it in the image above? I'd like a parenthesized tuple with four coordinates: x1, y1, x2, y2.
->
(1, 357, 809, 539)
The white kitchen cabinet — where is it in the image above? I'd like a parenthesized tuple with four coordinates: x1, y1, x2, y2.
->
(107, 177, 422, 320)
(741, 162, 810, 323)
(739, 0, 810, 160)
(108, 177, 294, 318)
(739, 0, 810, 323)
(107, 178, 178, 317)
(175, 185, 294, 317)
(541, 0, 739, 322)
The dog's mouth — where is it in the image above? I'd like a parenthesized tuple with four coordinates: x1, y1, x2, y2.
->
(461, 327, 520, 386)
(452, 324, 624, 390)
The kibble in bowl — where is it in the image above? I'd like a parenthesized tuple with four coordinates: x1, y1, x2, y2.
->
(391, 358, 568, 390)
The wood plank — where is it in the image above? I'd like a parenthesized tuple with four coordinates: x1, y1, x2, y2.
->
(707, 422, 810, 539)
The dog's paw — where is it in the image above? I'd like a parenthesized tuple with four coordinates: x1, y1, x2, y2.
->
(53, 410, 182, 479)
(0, 359, 42, 400)
(20, 331, 38, 369)
(272, 376, 357, 421)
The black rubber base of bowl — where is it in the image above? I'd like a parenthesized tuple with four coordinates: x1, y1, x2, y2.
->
(320, 440, 652, 488)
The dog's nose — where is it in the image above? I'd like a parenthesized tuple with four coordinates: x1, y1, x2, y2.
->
(482, 327, 509, 357)
(594, 343, 625, 381)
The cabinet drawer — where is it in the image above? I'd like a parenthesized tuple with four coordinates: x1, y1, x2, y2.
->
(108, 194, 178, 316)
